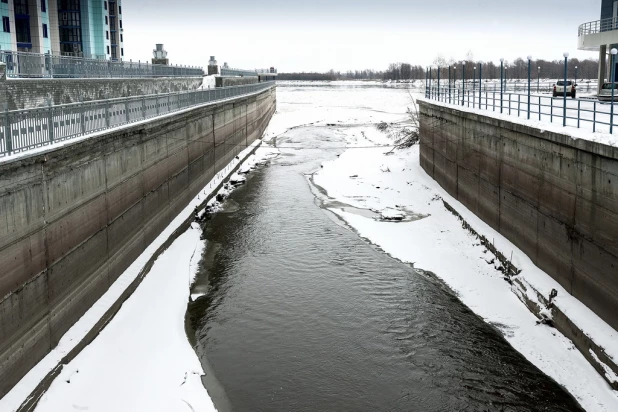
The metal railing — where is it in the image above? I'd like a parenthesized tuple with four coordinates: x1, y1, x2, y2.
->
(0, 50, 204, 78)
(578, 16, 618, 36)
(220, 67, 258, 77)
(444, 80, 596, 94)
(0, 81, 275, 157)
(256, 68, 278, 74)
(425, 83, 618, 134)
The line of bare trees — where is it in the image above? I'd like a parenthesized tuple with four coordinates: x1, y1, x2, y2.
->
(278, 55, 600, 81)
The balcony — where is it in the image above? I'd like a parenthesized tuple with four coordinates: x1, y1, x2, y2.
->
(578, 17, 618, 50)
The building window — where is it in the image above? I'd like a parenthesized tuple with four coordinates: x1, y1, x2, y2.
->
(43, 23, 48, 38)
(120, 34, 123, 42)
(121, 48, 124, 56)
(119, 20, 122, 28)
(106, 30, 108, 39)
(119, 6, 121, 14)
(107, 45, 110, 54)
(104, 1, 107, 10)
(2, 16, 9, 33)
(105, 15, 108, 25)
(41, 0, 46, 12)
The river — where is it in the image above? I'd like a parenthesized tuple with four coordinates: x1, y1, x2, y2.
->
(187, 83, 582, 412)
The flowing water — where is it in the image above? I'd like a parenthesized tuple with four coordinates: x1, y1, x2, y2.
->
(187, 84, 582, 412)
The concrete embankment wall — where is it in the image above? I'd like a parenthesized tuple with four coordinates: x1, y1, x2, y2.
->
(0, 86, 276, 397)
(418, 100, 618, 333)
(0, 73, 202, 110)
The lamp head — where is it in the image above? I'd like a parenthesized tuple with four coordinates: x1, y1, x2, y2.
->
(611, 48, 618, 55)
(527, 55, 532, 61)
(563, 52, 569, 58)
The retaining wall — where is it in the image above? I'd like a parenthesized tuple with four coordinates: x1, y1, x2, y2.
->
(0, 74, 203, 110)
(0, 86, 277, 397)
(418, 100, 618, 333)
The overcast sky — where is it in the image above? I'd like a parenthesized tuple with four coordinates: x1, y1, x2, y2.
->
(123, 0, 602, 72)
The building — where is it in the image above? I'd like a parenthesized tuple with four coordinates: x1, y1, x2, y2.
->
(578, 0, 618, 90)
(0, 0, 125, 60)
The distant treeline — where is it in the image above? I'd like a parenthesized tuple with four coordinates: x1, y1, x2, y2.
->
(279, 57, 599, 81)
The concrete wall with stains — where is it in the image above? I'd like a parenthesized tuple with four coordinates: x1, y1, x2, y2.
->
(419, 100, 618, 333)
(0, 86, 276, 397)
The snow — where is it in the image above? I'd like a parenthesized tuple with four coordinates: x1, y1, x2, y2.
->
(0, 140, 263, 412)
(34, 225, 213, 412)
(198, 75, 217, 90)
(264, 82, 618, 411)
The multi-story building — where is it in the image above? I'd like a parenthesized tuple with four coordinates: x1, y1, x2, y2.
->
(1, 0, 124, 60)
(578, 0, 618, 90)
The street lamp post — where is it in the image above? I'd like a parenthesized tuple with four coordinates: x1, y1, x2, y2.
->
(462, 64, 466, 106)
(473, 66, 476, 108)
(575, 65, 578, 87)
(500, 58, 504, 113)
(437, 66, 440, 101)
(453, 66, 457, 104)
(429, 67, 433, 99)
(479, 63, 482, 108)
(448, 66, 452, 104)
(563, 52, 568, 127)
(537, 66, 540, 93)
(611, 48, 617, 133)
(527, 56, 532, 119)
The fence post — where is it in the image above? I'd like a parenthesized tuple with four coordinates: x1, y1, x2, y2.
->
(125, 100, 130, 124)
(48, 99, 54, 143)
(593, 101, 596, 133)
(611, 49, 617, 134)
(563, 53, 568, 127)
(105, 99, 111, 128)
(81, 102, 86, 135)
(4, 104, 11, 155)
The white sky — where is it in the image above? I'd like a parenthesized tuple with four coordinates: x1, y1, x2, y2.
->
(123, 0, 602, 72)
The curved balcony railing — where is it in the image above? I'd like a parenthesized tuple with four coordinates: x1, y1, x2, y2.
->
(578, 17, 618, 36)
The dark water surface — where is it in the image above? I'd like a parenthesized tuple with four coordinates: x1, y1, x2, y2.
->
(187, 125, 582, 411)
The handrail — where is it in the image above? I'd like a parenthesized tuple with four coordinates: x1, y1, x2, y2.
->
(424, 83, 616, 134)
(0, 50, 204, 79)
(0, 81, 276, 157)
(578, 16, 618, 36)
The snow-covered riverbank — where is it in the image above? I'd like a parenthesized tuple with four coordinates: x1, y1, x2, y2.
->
(263, 83, 618, 411)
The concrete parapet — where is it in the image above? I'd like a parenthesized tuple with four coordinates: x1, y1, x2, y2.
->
(0, 86, 277, 398)
(4, 77, 203, 110)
